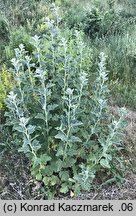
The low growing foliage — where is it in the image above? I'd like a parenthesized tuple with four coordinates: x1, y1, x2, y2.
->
(0, 65, 13, 110)
(5, 19, 127, 198)
(5, 27, 34, 62)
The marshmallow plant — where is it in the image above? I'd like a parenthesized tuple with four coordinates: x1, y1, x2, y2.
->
(5, 18, 127, 198)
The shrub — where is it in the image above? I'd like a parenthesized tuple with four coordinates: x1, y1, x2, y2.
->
(0, 0, 42, 27)
(85, 8, 128, 37)
(5, 27, 34, 61)
(0, 16, 10, 42)
(0, 16, 10, 61)
(5, 19, 127, 198)
(63, 2, 130, 38)
(63, 3, 85, 30)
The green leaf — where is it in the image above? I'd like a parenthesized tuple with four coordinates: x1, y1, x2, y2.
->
(41, 165, 53, 176)
(56, 144, 64, 156)
(60, 183, 69, 194)
(18, 144, 30, 153)
(50, 175, 59, 186)
(19, 117, 30, 126)
(40, 154, 52, 163)
(100, 158, 110, 169)
(59, 171, 69, 181)
(56, 159, 63, 171)
(70, 136, 82, 143)
(73, 184, 81, 196)
(31, 169, 39, 177)
(18, 137, 30, 153)
(32, 157, 41, 167)
(27, 125, 36, 134)
(35, 113, 45, 120)
(36, 173, 42, 181)
(55, 131, 68, 142)
(67, 148, 77, 156)
(71, 121, 83, 127)
(43, 176, 50, 185)
(63, 158, 76, 168)
(68, 178, 75, 183)
(13, 125, 25, 133)
(31, 140, 41, 151)
(50, 159, 63, 172)
(47, 104, 58, 111)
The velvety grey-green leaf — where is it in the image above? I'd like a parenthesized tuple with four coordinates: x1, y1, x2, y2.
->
(43, 176, 50, 186)
(19, 117, 30, 126)
(50, 175, 59, 186)
(56, 159, 63, 171)
(56, 144, 64, 156)
(47, 104, 58, 111)
(60, 183, 69, 194)
(71, 121, 83, 127)
(40, 154, 52, 163)
(36, 173, 42, 181)
(100, 158, 110, 169)
(31, 140, 41, 151)
(63, 158, 76, 168)
(35, 113, 45, 120)
(18, 141, 30, 153)
(59, 171, 69, 181)
(13, 125, 25, 133)
(27, 125, 36, 134)
(55, 132, 68, 142)
(70, 136, 82, 143)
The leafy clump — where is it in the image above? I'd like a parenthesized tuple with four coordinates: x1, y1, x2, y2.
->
(0, 16, 10, 42)
(5, 27, 34, 61)
(63, 4, 129, 38)
(5, 18, 127, 199)
(0, 65, 13, 110)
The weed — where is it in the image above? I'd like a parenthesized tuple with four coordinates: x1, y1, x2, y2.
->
(5, 19, 127, 198)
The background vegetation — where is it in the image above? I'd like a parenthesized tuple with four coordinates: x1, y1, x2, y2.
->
(0, 0, 136, 199)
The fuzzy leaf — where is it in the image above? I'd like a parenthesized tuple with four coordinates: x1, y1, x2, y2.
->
(32, 157, 41, 167)
(47, 104, 58, 111)
(27, 125, 36, 134)
(13, 125, 25, 133)
(19, 117, 30, 126)
(43, 176, 50, 186)
(31, 140, 41, 151)
(56, 144, 64, 156)
(100, 158, 110, 169)
(63, 158, 76, 168)
(40, 154, 52, 163)
(35, 113, 45, 120)
(18, 138, 30, 153)
(50, 175, 59, 186)
(60, 183, 69, 194)
(68, 178, 75, 183)
(36, 173, 42, 181)
(55, 132, 67, 142)
(70, 136, 82, 143)
(56, 159, 63, 171)
(59, 171, 69, 181)
(41, 165, 53, 176)
(71, 121, 83, 127)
